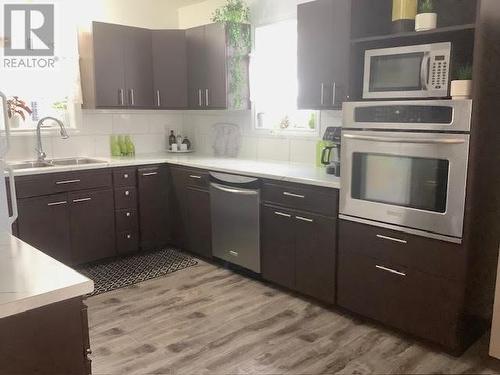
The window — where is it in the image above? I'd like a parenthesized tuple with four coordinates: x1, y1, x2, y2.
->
(251, 20, 318, 134)
(0, 2, 80, 132)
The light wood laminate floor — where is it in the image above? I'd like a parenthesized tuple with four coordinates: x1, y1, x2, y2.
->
(87, 260, 500, 375)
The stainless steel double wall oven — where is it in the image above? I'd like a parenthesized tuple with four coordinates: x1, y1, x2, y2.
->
(340, 100, 472, 243)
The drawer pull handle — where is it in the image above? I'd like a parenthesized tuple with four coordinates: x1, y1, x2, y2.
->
(47, 201, 67, 207)
(283, 192, 305, 199)
(126, 212, 131, 217)
(376, 234, 407, 244)
(73, 198, 92, 203)
(123, 174, 129, 179)
(126, 234, 132, 239)
(376, 265, 406, 277)
(142, 172, 158, 177)
(296, 216, 313, 223)
(274, 211, 291, 218)
(189, 175, 202, 179)
(229, 250, 238, 257)
(56, 179, 81, 185)
(125, 191, 130, 196)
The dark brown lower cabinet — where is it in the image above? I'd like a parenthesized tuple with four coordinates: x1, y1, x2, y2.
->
(170, 167, 212, 258)
(17, 193, 72, 264)
(261, 206, 296, 290)
(261, 205, 336, 304)
(69, 189, 116, 264)
(186, 187, 212, 258)
(138, 166, 170, 250)
(0, 298, 91, 375)
(337, 219, 465, 351)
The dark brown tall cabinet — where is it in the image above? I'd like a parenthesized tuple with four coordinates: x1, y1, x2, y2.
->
(151, 30, 188, 109)
(297, 0, 351, 109)
(186, 23, 250, 110)
(138, 166, 171, 251)
(81, 22, 154, 108)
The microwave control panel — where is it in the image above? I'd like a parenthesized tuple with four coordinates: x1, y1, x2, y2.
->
(430, 54, 450, 91)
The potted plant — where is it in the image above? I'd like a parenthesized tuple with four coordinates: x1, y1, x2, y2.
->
(6, 96, 32, 129)
(212, 0, 251, 109)
(451, 64, 473, 99)
(415, 0, 437, 31)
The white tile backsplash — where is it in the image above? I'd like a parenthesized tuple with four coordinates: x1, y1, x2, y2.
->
(6, 109, 342, 164)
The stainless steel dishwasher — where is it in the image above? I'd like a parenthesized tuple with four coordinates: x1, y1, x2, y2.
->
(210, 172, 260, 273)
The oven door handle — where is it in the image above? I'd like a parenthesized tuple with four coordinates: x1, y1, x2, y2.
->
(343, 134, 466, 145)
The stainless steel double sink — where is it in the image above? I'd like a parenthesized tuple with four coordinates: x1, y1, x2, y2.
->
(9, 158, 108, 170)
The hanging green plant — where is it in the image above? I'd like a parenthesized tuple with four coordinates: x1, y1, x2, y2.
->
(212, 0, 251, 109)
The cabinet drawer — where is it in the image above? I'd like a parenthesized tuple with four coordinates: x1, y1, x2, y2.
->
(16, 170, 112, 199)
(116, 231, 139, 255)
(171, 167, 209, 190)
(337, 250, 462, 349)
(262, 181, 338, 217)
(114, 187, 137, 209)
(115, 209, 139, 232)
(113, 168, 137, 187)
(339, 220, 466, 281)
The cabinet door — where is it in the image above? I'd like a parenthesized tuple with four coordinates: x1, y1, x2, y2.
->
(261, 205, 295, 290)
(152, 30, 188, 109)
(124, 26, 154, 108)
(297, 0, 350, 109)
(69, 189, 116, 265)
(186, 187, 212, 258)
(186, 26, 207, 109)
(294, 212, 336, 304)
(17, 194, 72, 264)
(93, 22, 126, 108)
(170, 168, 189, 249)
(138, 166, 170, 250)
(205, 23, 228, 109)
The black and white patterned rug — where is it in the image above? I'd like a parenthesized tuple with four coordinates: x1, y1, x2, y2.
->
(78, 248, 198, 297)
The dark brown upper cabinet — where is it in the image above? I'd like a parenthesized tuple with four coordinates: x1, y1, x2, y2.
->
(80, 22, 153, 109)
(186, 23, 250, 110)
(297, 0, 351, 109)
(151, 30, 188, 109)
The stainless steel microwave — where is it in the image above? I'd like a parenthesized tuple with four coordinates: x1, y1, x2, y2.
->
(363, 42, 451, 99)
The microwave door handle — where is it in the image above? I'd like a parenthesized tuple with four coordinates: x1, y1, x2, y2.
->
(421, 53, 431, 90)
(343, 134, 465, 145)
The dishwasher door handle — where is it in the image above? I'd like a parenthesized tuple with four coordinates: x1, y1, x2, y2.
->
(210, 182, 259, 196)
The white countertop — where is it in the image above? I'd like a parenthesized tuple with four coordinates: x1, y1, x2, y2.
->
(10, 153, 341, 189)
(0, 231, 94, 319)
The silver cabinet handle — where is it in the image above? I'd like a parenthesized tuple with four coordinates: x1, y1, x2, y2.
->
(156, 89, 161, 107)
(376, 265, 406, 277)
(198, 89, 202, 107)
(126, 212, 131, 217)
(73, 197, 92, 203)
(142, 172, 158, 177)
(332, 82, 337, 106)
(283, 192, 305, 199)
(189, 175, 202, 179)
(48, 201, 67, 207)
(229, 250, 239, 257)
(119, 89, 125, 106)
(274, 211, 291, 218)
(126, 234, 132, 239)
(320, 83, 325, 105)
(123, 173, 129, 179)
(125, 190, 130, 196)
(129, 89, 135, 106)
(343, 134, 466, 145)
(296, 216, 313, 223)
(56, 179, 80, 185)
(205, 89, 209, 107)
(376, 234, 407, 244)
